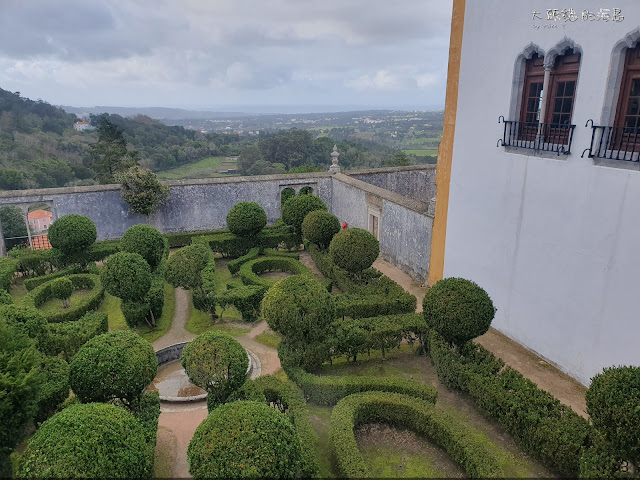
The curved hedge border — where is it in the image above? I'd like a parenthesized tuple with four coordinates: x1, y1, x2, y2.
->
(428, 329, 591, 476)
(24, 266, 80, 291)
(24, 274, 104, 323)
(239, 257, 311, 287)
(329, 391, 500, 478)
(41, 311, 108, 361)
(0, 257, 18, 291)
(286, 366, 437, 406)
(228, 247, 260, 274)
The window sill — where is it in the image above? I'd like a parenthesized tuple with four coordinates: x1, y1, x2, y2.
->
(504, 146, 570, 160)
(592, 157, 640, 171)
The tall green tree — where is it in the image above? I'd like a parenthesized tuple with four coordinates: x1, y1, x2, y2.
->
(0, 206, 27, 240)
(88, 117, 139, 184)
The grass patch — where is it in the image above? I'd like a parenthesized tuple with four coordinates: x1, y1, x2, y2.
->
(133, 283, 175, 343)
(101, 292, 126, 331)
(154, 426, 177, 478)
(307, 403, 337, 478)
(9, 279, 28, 303)
(184, 290, 250, 337)
(254, 330, 282, 349)
(37, 289, 93, 313)
(156, 156, 234, 180)
(359, 444, 443, 478)
(402, 149, 438, 156)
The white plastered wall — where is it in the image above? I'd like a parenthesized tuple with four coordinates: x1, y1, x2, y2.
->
(444, 1, 640, 385)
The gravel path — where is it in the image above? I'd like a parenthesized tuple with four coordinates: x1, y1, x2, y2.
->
(152, 288, 195, 352)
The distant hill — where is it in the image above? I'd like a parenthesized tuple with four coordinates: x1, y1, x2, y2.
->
(60, 105, 248, 121)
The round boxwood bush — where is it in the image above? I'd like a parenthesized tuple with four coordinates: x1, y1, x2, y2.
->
(329, 227, 379, 274)
(120, 224, 166, 270)
(262, 275, 334, 370)
(188, 401, 303, 479)
(302, 210, 341, 249)
(281, 195, 327, 232)
(48, 214, 97, 254)
(50, 277, 73, 308)
(586, 366, 640, 460)
(17, 403, 149, 479)
(181, 331, 248, 409)
(100, 251, 151, 301)
(164, 243, 213, 290)
(69, 330, 157, 405)
(422, 277, 496, 346)
(226, 202, 267, 237)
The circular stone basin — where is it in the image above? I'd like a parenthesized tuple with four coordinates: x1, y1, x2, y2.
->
(147, 360, 206, 399)
(152, 342, 257, 403)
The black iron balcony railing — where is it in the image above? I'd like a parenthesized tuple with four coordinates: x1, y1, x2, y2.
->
(581, 120, 640, 162)
(497, 117, 576, 155)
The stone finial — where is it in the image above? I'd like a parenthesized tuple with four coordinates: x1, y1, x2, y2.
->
(329, 144, 341, 174)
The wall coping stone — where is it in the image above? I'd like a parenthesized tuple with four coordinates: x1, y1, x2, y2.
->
(345, 164, 436, 175)
(333, 173, 431, 217)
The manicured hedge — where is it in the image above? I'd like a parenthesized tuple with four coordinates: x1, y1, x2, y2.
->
(329, 391, 500, 478)
(40, 311, 108, 361)
(0, 257, 18, 291)
(195, 228, 299, 258)
(214, 285, 267, 322)
(132, 391, 161, 478)
(35, 356, 70, 424)
(230, 376, 319, 478)
(308, 243, 416, 319)
(227, 247, 299, 275)
(286, 366, 437, 406)
(166, 229, 230, 248)
(330, 313, 427, 361)
(428, 329, 591, 476)
(16, 403, 151, 479)
(23, 274, 105, 323)
(238, 256, 312, 287)
(8, 248, 56, 278)
(24, 267, 79, 291)
(226, 202, 267, 237)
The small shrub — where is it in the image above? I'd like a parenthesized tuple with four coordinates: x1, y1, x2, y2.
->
(117, 166, 169, 216)
(226, 202, 267, 237)
(50, 277, 73, 308)
(120, 224, 166, 270)
(281, 194, 326, 232)
(48, 214, 97, 255)
(100, 251, 151, 301)
(423, 277, 496, 346)
(181, 331, 247, 409)
(302, 210, 340, 249)
(187, 401, 303, 479)
(69, 330, 157, 405)
(262, 275, 335, 370)
(329, 227, 379, 275)
(17, 403, 150, 479)
(586, 366, 640, 462)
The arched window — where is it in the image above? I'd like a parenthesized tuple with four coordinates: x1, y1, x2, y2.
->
(613, 43, 640, 150)
(519, 53, 545, 141)
(547, 49, 581, 127)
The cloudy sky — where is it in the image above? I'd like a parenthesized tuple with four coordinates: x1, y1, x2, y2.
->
(0, 0, 453, 112)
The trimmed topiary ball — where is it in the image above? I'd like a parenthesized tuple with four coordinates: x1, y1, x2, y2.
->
(302, 210, 341, 249)
(17, 403, 150, 479)
(120, 224, 166, 270)
(164, 243, 213, 290)
(281, 195, 327, 232)
(226, 202, 267, 237)
(181, 331, 248, 410)
(48, 214, 97, 255)
(188, 401, 303, 479)
(422, 277, 495, 346)
(586, 366, 640, 460)
(69, 330, 157, 405)
(50, 277, 74, 308)
(262, 275, 334, 370)
(100, 251, 151, 301)
(329, 227, 379, 274)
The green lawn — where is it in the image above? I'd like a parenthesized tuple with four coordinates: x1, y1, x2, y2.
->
(402, 149, 438, 157)
(254, 330, 282, 349)
(37, 289, 93, 313)
(9, 280, 31, 303)
(156, 157, 235, 180)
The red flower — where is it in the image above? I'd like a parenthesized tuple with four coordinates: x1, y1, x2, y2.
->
(342, 222, 348, 229)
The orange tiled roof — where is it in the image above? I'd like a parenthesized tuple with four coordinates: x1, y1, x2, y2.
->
(28, 209, 53, 220)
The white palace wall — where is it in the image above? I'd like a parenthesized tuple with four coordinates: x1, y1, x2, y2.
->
(444, 1, 640, 385)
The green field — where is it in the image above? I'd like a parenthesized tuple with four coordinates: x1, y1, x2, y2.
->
(156, 156, 236, 180)
(402, 149, 438, 157)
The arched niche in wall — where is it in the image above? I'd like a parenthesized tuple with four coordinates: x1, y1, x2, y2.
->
(600, 27, 640, 126)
